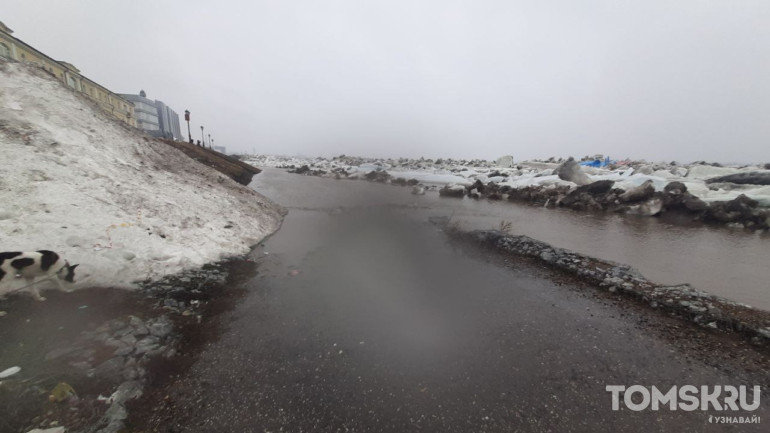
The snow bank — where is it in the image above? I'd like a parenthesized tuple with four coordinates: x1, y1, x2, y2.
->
(387, 171, 470, 186)
(686, 165, 746, 180)
(0, 62, 284, 296)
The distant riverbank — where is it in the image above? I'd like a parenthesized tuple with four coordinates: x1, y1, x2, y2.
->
(242, 154, 770, 233)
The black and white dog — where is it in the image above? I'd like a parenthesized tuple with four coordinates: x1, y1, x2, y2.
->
(0, 250, 79, 301)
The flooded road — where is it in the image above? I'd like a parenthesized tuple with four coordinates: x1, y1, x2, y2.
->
(254, 168, 770, 310)
(135, 169, 768, 432)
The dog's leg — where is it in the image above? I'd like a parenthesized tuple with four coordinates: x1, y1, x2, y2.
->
(26, 278, 46, 301)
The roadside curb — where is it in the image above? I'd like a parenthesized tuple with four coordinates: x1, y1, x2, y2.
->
(443, 226, 770, 346)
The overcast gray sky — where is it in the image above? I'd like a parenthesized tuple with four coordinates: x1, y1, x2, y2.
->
(4, 1, 769, 162)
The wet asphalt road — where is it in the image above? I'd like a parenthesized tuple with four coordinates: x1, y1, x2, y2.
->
(139, 170, 768, 432)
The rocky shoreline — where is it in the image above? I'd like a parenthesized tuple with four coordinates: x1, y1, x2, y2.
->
(483, 178, 768, 230)
(433, 220, 770, 346)
(289, 163, 770, 233)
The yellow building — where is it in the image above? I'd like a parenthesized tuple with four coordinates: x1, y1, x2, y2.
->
(0, 20, 137, 128)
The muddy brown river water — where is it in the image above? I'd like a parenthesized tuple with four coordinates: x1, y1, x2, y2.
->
(252, 168, 770, 311)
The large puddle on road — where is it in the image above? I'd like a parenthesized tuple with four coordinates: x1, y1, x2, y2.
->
(251, 168, 770, 311)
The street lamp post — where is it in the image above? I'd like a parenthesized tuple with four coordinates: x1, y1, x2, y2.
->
(184, 110, 191, 143)
(208, 134, 211, 148)
(200, 125, 204, 147)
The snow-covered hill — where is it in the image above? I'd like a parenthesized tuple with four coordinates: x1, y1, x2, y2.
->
(0, 61, 284, 297)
